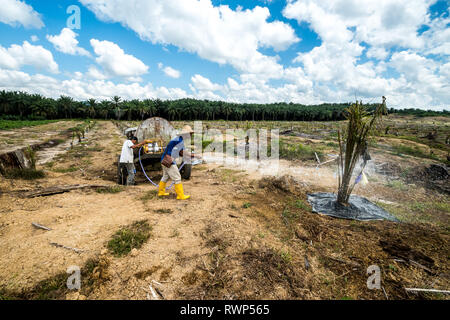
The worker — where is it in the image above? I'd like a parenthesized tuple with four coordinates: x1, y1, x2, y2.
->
(119, 136, 145, 186)
(158, 125, 194, 200)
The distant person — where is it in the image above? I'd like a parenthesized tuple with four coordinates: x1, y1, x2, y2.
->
(119, 136, 145, 186)
(158, 125, 194, 200)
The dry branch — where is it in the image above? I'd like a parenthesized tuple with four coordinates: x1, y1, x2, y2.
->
(31, 222, 52, 231)
(393, 258, 434, 274)
(148, 285, 159, 300)
(50, 242, 84, 253)
(327, 256, 361, 268)
(405, 288, 450, 295)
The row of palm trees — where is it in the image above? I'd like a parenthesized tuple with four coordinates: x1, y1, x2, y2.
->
(1, 90, 440, 122)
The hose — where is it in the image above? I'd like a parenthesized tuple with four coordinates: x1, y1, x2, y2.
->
(138, 147, 185, 190)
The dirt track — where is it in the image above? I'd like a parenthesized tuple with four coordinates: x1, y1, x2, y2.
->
(0, 121, 448, 300)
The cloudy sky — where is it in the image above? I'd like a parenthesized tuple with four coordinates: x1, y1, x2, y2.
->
(0, 0, 449, 110)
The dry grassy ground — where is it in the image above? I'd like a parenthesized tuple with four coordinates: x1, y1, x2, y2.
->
(0, 117, 448, 300)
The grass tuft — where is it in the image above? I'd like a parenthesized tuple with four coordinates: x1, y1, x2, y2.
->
(52, 166, 78, 173)
(242, 202, 253, 209)
(385, 180, 409, 191)
(107, 220, 152, 257)
(96, 186, 124, 194)
(279, 140, 323, 161)
(4, 168, 45, 180)
(140, 190, 158, 203)
(293, 199, 311, 211)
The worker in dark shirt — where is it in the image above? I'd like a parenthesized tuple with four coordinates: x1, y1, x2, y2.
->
(158, 125, 194, 200)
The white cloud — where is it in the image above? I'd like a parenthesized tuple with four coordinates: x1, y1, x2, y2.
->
(390, 51, 436, 82)
(366, 47, 389, 60)
(158, 63, 181, 78)
(30, 35, 39, 42)
(284, 0, 429, 50)
(90, 39, 149, 78)
(220, 75, 320, 105)
(282, 0, 450, 109)
(191, 74, 222, 91)
(86, 66, 107, 80)
(189, 74, 227, 100)
(73, 71, 83, 80)
(388, 51, 450, 105)
(0, 68, 189, 101)
(293, 41, 364, 83)
(282, 67, 314, 92)
(47, 28, 90, 57)
(126, 76, 144, 83)
(0, 0, 44, 29)
(440, 62, 450, 79)
(421, 13, 450, 56)
(0, 41, 59, 73)
(80, 0, 298, 78)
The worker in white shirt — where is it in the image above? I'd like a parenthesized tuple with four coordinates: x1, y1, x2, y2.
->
(119, 136, 145, 185)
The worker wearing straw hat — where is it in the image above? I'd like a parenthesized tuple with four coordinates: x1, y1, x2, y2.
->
(158, 125, 194, 200)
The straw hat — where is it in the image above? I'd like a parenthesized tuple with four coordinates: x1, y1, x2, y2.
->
(180, 125, 194, 135)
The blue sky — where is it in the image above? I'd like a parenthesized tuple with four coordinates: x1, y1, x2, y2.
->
(0, 0, 448, 110)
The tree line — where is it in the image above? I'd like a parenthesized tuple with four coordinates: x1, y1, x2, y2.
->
(0, 90, 448, 122)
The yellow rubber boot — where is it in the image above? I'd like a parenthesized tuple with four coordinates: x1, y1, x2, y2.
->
(158, 181, 170, 196)
(174, 183, 190, 200)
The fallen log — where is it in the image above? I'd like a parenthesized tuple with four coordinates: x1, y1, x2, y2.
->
(20, 184, 111, 198)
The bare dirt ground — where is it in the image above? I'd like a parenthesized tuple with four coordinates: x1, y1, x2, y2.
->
(0, 120, 448, 300)
(0, 121, 79, 154)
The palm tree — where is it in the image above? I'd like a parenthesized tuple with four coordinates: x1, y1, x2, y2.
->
(87, 98, 97, 118)
(58, 95, 74, 119)
(111, 96, 122, 120)
(30, 99, 48, 118)
(337, 98, 386, 205)
(13, 92, 29, 119)
(167, 102, 178, 121)
(99, 100, 110, 120)
(129, 99, 141, 121)
(143, 99, 157, 119)
(45, 98, 57, 119)
(222, 103, 232, 121)
(203, 102, 212, 120)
